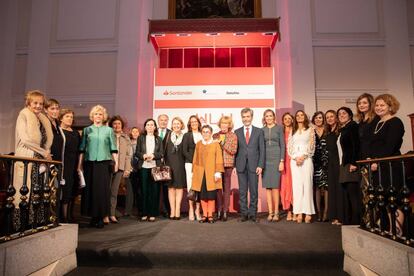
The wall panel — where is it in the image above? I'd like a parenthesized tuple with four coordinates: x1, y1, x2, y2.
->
(47, 52, 117, 95)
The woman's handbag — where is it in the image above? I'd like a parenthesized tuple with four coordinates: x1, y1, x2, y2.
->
(151, 132, 172, 182)
(151, 161, 172, 182)
(187, 189, 199, 202)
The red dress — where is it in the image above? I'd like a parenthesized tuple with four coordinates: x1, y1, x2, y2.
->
(280, 130, 292, 210)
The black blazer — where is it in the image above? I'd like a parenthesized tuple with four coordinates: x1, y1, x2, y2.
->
(182, 132, 197, 163)
(339, 121, 360, 166)
(235, 126, 265, 173)
(134, 135, 164, 169)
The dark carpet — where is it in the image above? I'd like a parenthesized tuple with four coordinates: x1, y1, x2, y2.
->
(68, 214, 346, 275)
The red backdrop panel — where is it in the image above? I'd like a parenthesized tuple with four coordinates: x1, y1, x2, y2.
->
(262, 47, 271, 67)
(200, 48, 214, 67)
(215, 48, 230, 67)
(159, 49, 168, 68)
(231, 48, 246, 67)
(169, 49, 183, 68)
(184, 48, 199, 68)
(247, 47, 261, 67)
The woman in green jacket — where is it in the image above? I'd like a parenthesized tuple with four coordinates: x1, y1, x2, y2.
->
(78, 105, 118, 228)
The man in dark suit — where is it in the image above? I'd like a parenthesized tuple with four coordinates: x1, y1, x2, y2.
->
(235, 108, 265, 222)
(157, 114, 171, 217)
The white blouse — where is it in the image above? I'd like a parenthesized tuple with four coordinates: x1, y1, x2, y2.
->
(287, 127, 315, 160)
(142, 135, 156, 168)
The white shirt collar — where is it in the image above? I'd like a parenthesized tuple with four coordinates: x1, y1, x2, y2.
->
(202, 138, 213, 145)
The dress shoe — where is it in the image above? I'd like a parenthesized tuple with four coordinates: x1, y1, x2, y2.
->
(96, 220, 104, 229)
(222, 212, 228, 222)
(250, 216, 259, 223)
(216, 211, 222, 221)
(239, 215, 248, 222)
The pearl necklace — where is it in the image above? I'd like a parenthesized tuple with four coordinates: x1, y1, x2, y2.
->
(374, 120, 386, 134)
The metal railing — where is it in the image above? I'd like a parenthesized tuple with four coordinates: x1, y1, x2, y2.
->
(0, 154, 62, 243)
(357, 153, 414, 246)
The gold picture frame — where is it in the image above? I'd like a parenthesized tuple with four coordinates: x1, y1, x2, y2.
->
(169, 0, 262, 19)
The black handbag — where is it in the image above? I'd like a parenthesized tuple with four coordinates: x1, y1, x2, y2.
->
(187, 189, 199, 202)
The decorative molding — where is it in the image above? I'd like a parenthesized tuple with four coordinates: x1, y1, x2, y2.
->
(49, 45, 118, 54)
(49, 0, 120, 49)
(310, 0, 385, 42)
(312, 38, 386, 47)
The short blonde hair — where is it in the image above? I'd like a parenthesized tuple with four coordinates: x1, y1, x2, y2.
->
(218, 115, 234, 130)
(171, 116, 185, 130)
(89, 105, 109, 122)
(25, 90, 45, 107)
(375, 94, 400, 115)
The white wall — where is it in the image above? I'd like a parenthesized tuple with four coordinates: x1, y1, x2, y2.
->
(0, 0, 413, 153)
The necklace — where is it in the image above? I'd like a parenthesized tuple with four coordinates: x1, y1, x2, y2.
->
(374, 120, 386, 134)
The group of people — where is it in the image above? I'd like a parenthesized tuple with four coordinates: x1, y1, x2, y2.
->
(13, 89, 405, 229)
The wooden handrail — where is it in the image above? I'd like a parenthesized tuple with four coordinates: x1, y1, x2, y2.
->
(0, 154, 62, 165)
(356, 153, 414, 164)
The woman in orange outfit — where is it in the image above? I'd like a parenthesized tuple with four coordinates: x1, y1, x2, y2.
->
(191, 125, 225, 223)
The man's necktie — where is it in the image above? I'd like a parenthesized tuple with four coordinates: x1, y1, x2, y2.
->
(245, 127, 250, 144)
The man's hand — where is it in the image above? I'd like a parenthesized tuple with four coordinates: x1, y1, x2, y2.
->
(256, 167, 262, 175)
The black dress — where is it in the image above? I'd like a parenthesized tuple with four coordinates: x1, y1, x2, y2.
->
(313, 130, 328, 189)
(61, 129, 80, 203)
(358, 116, 380, 160)
(164, 134, 186, 188)
(369, 117, 405, 191)
(326, 131, 344, 222)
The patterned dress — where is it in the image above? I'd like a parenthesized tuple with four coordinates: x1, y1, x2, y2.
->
(313, 130, 328, 189)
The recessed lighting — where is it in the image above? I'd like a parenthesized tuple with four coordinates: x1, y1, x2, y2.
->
(177, 33, 191, 37)
(151, 33, 165, 37)
(262, 32, 276, 36)
(233, 32, 247, 36)
(206, 33, 220, 36)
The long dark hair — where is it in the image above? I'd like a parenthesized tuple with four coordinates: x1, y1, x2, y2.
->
(312, 111, 326, 137)
(281, 112, 294, 132)
(142, 118, 159, 136)
(356, 93, 375, 123)
(325, 109, 339, 135)
(187, 115, 202, 132)
(293, 110, 310, 134)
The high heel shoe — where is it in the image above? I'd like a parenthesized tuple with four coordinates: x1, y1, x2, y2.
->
(208, 216, 215, 224)
(267, 212, 274, 222)
(322, 212, 329, 222)
(286, 211, 293, 221)
(305, 215, 312, 224)
(199, 216, 207, 223)
(296, 214, 303, 223)
(272, 213, 280, 222)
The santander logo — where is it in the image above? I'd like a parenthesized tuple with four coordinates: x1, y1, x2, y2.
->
(163, 90, 192, 96)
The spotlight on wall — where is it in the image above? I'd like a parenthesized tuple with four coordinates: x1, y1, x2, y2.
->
(262, 32, 276, 36)
(233, 32, 247, 36)
(151, 33, 165, 37)
(206, 33, 220, 36)
(176, 33, 191, 37)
